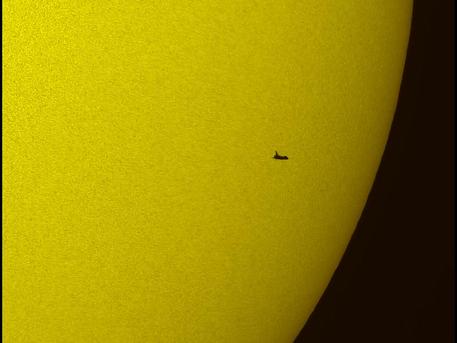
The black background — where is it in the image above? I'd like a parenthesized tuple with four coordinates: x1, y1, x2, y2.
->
(295, 1, 454, 342)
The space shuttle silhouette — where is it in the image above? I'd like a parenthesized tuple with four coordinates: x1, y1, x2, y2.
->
(273, 151, 288, 160)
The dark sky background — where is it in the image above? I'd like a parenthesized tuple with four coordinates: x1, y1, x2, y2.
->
(295, 1, 454, 342)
